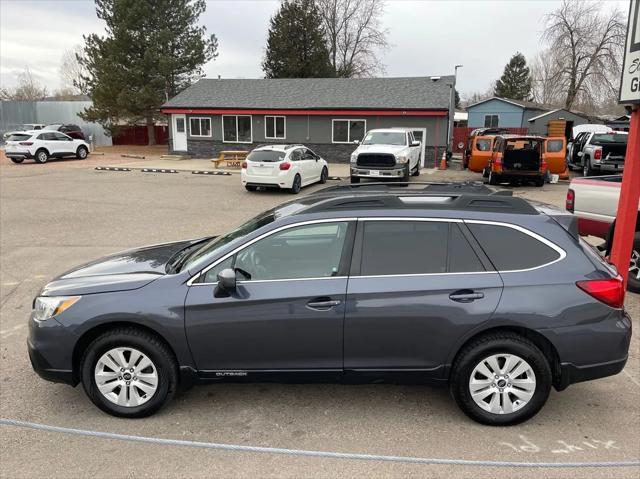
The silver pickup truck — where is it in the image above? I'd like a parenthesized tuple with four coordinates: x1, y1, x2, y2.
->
(566, 175, 639, 292)
(568, 131, 628, 177)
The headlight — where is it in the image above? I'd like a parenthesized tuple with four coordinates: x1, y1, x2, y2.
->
(350, 153, 358, 163)
(33, 296, 80, 322)
(395, 155, 408, 163)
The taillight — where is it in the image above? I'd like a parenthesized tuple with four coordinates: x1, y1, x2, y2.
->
(19, 142, 33, 146)
(279, 162, 291, 171)
(566, 188, 575, 212)
(594, 149, 602, 160)
(540, 157, 547, 172)
(576, 276, 624, 308)
(241, 161, 247, 169)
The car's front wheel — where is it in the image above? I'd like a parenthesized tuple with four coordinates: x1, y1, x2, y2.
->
(319, 166, 328, 184)
(628, 233, 640, 293)
(350, 176, 360, 184)
(450, 332, 551, 426)
(80, 327, 178, 418)
(76, 145, 89, 159)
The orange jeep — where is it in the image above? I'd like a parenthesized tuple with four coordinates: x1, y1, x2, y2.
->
(486, 135, 547, 187)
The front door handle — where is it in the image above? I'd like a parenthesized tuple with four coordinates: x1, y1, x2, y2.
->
(306, 298, 342, 311)
(449, 290, 485, 303)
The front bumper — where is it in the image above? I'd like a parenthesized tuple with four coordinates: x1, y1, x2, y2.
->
(27, 315, 78, 386)
(351, 166, 405, 178)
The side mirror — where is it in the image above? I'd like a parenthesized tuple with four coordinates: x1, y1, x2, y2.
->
(217, 268, 237, 291)
(353, 140, 360, 145)
(411, 141, 421, 147)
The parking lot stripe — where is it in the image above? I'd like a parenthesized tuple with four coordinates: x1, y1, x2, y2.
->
(1, 418, 638, 469)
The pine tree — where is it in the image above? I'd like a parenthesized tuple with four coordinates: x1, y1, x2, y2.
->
(494, 53, 533, 101)
(262, 0, 334, 78)
(79, 0, 218, 145)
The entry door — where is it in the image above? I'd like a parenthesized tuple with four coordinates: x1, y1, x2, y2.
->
(184, 221, 355, 373)
(344, 220, 503, 371)
(172, 114, 187, 151)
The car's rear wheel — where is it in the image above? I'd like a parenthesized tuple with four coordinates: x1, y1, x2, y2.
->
(583, 159, 595, 177)
(76, 145, 88, 159)
(628, 233, 640, 293)
(34, 149, 48, 164)
(290, 174, 302, 194)
(534, 176, 545, 187)
(9, 158, 24, 164)
(245, 185, 258, 192)
(450, 333, 551, 426)
(80, 327, 178, 418)
(488, 170, 500, 185)
(319, 166, 328, 184)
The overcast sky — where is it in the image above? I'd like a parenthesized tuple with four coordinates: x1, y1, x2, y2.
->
(0, 0, 629, 100)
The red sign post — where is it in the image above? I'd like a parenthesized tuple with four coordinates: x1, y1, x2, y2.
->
(610, 0, 640, 292)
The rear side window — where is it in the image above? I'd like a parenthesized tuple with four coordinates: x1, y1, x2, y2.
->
(546, 140, 564, 152)
(7, 134, 31, 141)
(360, 221, 448, 275)
(467, 223, 561, 271)
(448, 224, 485, 273)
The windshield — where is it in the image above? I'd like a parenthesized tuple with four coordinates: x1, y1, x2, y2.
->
(246, 150, 285, 162)
(362, 131, 406, 146)
(592, 133, 628, 144)
(178, 210, 278, 272)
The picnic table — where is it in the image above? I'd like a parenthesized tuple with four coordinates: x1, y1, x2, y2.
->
(212, 150, 249, 169)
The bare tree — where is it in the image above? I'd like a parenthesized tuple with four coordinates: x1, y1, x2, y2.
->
(317, 0, 388, 77)
(59, 45, 88, 94)
(542, 0, 626, 109)
(529, 50, 564, 106)
(0, 67, 48, 101)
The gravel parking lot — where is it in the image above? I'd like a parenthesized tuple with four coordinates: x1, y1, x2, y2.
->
(1, 155, 638, 478)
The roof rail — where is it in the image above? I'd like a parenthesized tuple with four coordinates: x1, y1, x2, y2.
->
(313, 181, 496, 195)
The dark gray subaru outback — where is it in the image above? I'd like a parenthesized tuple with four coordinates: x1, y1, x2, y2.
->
(28, 183, 631, 425)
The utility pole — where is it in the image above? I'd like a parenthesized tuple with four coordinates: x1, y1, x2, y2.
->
(447, 64, 463, 156)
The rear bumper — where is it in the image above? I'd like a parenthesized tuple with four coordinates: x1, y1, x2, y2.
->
(556, 356, 628, 390)
(241, 172, 291, 189)
(592, 162, 624, 172)
(351, 166, 405, 178)
(5, 151, 34, 159)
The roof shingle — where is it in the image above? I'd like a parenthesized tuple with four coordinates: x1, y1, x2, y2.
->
(162, 76, 454, 110)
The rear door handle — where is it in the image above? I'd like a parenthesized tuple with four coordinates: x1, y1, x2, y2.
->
(449, 290, 484, 303)
(306, 298, 342, 310)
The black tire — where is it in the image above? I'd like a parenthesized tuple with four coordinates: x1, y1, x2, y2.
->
(482, 167, 489, 178)
(411, 157, 421, 177)
(628, 233, 640, 293)
(450, 332, 552, 426)
(399, 163, 410, 185)
(76, 145, 89, 159)
(350, 176, 360, 184)
(583, 158, 595, 177)
(534, 176, 545, 187)
(245, 185, 258, 192)
(80, 327, 178, 418)
(34, 149, 48, 164)
(9, 158, 24, 164)
(290, 174, 302, 194)
(488, 170, 500, 185)
(319, 166, 328, 184)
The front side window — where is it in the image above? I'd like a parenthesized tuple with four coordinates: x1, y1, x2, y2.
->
(223, 115, 252, 143)
(332, 119, 366, 143)
(484, 115, 499, 128)
(359, 221, 448, 276)
(467, 223, 561, 271)
(189, 117, 211, 137)
(265, 116, 286, 139)
(475, 139, 492, 151)
(223, 222, 350, 281)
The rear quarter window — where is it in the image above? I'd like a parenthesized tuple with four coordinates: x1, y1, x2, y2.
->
(467, 223, 561, 271)
(546, 140, 564, 152)
(6, 134, 32, 141)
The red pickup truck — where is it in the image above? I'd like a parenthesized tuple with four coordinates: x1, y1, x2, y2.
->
(566, 175, 640, 292)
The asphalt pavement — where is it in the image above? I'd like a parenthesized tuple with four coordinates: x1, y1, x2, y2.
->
(1, 160, 638, 478)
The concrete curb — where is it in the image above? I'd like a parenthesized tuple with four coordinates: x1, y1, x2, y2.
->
(95, 167, 131, 172)
(141, 168, 179, 174)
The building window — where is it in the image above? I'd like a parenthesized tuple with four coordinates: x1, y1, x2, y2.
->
(189, 117, 211, 137)
(332, 119, 366, 143)
(484, 115, 499, 128)
(265, 116, 286, 139)
(223, 115, 252, 143)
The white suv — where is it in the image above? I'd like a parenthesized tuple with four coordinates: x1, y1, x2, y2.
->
(350, 128, 421, 183)
(241, 144, 329, 194)
(4, 130, 90, 164)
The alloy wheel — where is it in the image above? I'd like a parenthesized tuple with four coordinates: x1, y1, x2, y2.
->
(630, 249, 640, 280)
(468, 353, 536, 415)
(94, 347, 158, 407)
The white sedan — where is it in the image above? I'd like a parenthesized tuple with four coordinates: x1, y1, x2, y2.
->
(241, 144, 329, 194)
(4, 130, 90, 164)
